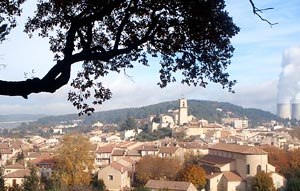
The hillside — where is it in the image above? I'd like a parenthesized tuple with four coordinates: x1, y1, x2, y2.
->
(35, 100, 280, 126)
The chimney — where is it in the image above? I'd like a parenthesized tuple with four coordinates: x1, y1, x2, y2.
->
(292, 103, 300, 120)
(277, 103, 291, 119)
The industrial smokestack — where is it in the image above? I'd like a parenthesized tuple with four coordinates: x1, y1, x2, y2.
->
(277, 47, 300, 119)
(277, 103, 291, 119)
(292, 103, 300, 120)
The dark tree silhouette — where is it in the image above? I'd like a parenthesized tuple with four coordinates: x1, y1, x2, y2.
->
(0, 0, 24, 43)
(0, 0, 274, 115)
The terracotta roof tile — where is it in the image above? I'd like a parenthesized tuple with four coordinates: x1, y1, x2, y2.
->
(209, 143, 267, 155)
(137, 145, 159, 151)
(112, 149, 126, 156)
(110, 161, 128, 173)
(0, 143, 9, 149)
(0, 148, 12, 154)
(206, 172, 222, 179)
(126, 149, 140, 156)
(200, 154, 235, 166)
(5, 163, 25, 170)
(96, 145, 115, 153)
(145, 180, 194, 190)
(223, 171, 243, 182)
(4, 169, 30, 178)
(158, 147, 179, 154)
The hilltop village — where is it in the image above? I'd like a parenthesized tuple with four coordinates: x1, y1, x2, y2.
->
(0, 98, 299, 191)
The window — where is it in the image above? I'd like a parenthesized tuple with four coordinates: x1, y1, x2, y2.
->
(108, 175, 113, 180)
(12, 179, 17, 186)
(257, 165, 262, 173)
(247, 164, 250, 174)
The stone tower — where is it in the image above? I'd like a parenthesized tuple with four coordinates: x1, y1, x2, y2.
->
(178, 98, 188, 125)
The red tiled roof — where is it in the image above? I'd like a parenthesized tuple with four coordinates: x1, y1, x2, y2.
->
(5, 163, 25, 170)
(158, 147, 179, 154)
(110, 162, 128, 173)
(137, 145, 159, 151)
(209, 143, 267, 155)
(120, 156, 135, 164)
(96, 145, 115, 153)
(206, 172, 222, 180)
(4, 169, 30, 178)
(178, 142, 206, 149)
(200, 154, 235, 166)
(126, 149, 140, 156)
(0, 143, 9, 149)
(145, 180, 194, 190)
(0, 148, 12, 154)
(223, 171, 243, 182)
(112, 149, 126, 156)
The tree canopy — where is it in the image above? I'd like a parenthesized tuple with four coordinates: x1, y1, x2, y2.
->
(252, 171, 275, 191)
(0, 0, 274, 114)
(53, 134, 94, 189)
(176, 164, 206, 190)
(135, 156, 181, 185)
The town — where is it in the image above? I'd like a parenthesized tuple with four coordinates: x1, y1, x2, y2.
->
(0, 98, 298, 191)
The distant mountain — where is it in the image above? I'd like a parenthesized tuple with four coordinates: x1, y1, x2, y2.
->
(0, 114, 46, 128)
(34, 100, 280, 127)
(0, 114, 46, 122)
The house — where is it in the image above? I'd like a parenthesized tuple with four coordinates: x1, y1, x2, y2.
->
(178, 142, 208, 156)
(145, 180, 198, 191)
(0, 143, 18, 166)
(137, 145, 159, 157)
(98, 161, 131, 191)
(158, 146, 184, 161)
(95, 144, 115, 167)
(4, 169, 30, 187)
(200, 143, 286, 191)
(111, 149, 126, 162)
(4, 163, 25, 175)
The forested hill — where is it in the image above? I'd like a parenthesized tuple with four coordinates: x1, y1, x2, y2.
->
(35, 100, 280, 126)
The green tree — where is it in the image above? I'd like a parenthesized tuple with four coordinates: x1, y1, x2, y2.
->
(286, 177, 300, 191)
(177, 165, 206, 190)
(22, 167, 40, 191)
(0, 0, 240, 115)
(0, 0, 24, 43)
(252, 171, 275, 191)
(53, 134, 94, 190)
(0, 168, 5, 191)
(91, 174, 105, 191)
(120, 116, 137, 131)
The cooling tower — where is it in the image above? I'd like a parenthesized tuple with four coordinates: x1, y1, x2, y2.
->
(277, 103, 291, 119)
(292, 103, 300, 120)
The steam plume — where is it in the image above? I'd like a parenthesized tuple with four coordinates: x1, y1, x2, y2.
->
(277, 46, 300, 104)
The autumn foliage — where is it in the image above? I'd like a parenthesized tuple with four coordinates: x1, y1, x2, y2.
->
(177, 164, 206, 189)
(262, 146, 300, 178)
(134, 156, 181, 185)
(53, 134, 94, 189)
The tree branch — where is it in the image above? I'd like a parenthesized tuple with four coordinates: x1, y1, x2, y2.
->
(0, 60, 71, 98)
(249, 0, 278, 27)
(113, 0, 135, 50)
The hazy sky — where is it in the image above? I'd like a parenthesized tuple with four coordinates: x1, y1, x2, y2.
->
(0, 0, 300, 115)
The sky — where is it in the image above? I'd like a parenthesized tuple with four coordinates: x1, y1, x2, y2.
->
(0, 0, 300, 115)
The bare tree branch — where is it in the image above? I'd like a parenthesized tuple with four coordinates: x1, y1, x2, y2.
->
(249, 0, 278, 27)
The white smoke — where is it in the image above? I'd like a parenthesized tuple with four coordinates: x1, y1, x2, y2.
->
(277, 46, 300, 104)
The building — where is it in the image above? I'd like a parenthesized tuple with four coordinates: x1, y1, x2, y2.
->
(200, 143, 285, 191)
(179, 98, 188, 125)
(145, 180, 198, 191)
(98, 159, 134, 191)
(4, 169, 30, 188)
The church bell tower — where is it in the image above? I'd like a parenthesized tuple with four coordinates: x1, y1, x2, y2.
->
(178, 98, 188, 125)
